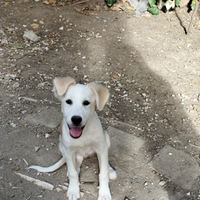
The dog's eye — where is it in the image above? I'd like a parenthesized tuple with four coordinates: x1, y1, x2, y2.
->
(66, 99, 72, 105)
(83, 100, 90, 106)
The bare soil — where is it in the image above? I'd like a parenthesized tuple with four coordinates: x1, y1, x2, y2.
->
(0, 0, 200, 200)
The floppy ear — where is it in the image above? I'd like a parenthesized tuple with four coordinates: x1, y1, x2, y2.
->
(53, 77, 76, 99)
(87, 82, 110, 111)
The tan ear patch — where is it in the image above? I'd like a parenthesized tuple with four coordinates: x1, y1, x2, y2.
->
(87, 82, 110, 111)
(53, 77, 76, 98)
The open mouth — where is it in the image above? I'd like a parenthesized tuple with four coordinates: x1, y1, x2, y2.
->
(68, 125, 85, 139)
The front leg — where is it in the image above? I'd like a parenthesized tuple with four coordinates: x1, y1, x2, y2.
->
(64, 152, 80, 200)
(97, 145, 111, 200)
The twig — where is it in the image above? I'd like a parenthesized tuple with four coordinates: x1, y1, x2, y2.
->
(72, 0, 90, 6)
(187, 0, 198, 35)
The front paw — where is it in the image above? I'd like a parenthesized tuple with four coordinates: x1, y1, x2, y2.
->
(67, 185, 80, 200)
(98, 187, 111, 200)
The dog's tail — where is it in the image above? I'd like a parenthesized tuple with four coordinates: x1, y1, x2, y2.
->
(28, 157, 66, 173)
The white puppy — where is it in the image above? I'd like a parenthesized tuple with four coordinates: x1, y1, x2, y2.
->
(28, 77, 117, 200)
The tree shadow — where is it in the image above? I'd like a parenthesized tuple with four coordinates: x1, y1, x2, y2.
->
(103, 38, 200, 199)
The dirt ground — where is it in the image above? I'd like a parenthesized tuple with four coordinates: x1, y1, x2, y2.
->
(1, 0, 200, 199)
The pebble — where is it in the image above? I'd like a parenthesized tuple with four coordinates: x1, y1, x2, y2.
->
(73, 66, 78, 71)
(34, 146, 40, 152)
(158, 181, 166, 187)
(187, 192, 191, 196)
(23, 30, 40, 42)
(13, 82, 20, 89)
(55, 187, 62, 192)
(45, 133, 50, 138)
(59, 27, 64, 31)
(58, 185, 68, 190)
(10, 122, 17, 128)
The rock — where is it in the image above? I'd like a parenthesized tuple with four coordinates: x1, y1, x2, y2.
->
(149, 145, 200, 190)
(189, 110, 195, 114)
(10, 122, 17, 128)
(35, 146, 40, 152)
(1, 38, 8, 45)
(45, 133, 50, 138)
(158, 180, 166, 187)
(13, 82, 20, 89)
(0, 28, 5, 36)
(55, 187, 62, 192)
(58, 185, 68, 190)
(23, 30, 40, 42)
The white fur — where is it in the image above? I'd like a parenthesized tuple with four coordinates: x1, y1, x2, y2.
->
(28, 77, 117, 200)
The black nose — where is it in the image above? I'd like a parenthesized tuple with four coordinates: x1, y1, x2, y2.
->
(71, 116, 82, 126)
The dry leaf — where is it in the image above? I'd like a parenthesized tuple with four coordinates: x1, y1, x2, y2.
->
(127, 6, 135, 10)
(49, 0, 57, 6)
(43, 0, 49, 4)
(31, 23, 39, 29)
(58, 2, 65, 6)
(110, 4, 121, 11)
(96, 5, 101, 10)
(4, 26, 9, 30)
(87, 12, 97, 16)
(113, 75, 120, 79)
(49, 0, 56, 4)
(4, 2, 9, 6)
(11, 166, 20, 171)
(195, 21, 200, 27)
(75, 8, 84, 14)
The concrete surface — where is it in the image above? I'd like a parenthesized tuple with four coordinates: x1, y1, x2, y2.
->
(25, 107, 62, 128)
(149, 145, 200, 190)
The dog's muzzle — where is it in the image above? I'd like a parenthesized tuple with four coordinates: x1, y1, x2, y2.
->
(68, 125, 85, 139)
(68, 116, 84, 139)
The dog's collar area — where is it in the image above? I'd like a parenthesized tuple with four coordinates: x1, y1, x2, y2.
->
(68, 125, 85, 139)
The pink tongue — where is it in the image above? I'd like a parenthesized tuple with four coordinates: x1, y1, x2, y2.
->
(69, 126, 82, 138)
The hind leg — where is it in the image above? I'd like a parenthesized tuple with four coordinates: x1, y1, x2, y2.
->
(109, 164, 117, 180)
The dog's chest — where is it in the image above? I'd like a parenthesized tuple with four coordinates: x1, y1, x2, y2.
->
(76, 147, 94, 157)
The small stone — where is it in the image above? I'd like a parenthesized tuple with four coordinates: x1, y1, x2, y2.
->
(158, 181, 166, 187)
(56, 187, 62, 192)
(10, 122, 17, 128)
(34, 146, 40, 152)
(73, 66, 78, 71)
(39, 20, 44, 25)
(189, 110, 195, 114)
(1, 38, 8, 44)
(59, 26, 64, 31)
(63, 182, 69, 186)
(45, 133, 50, 138)
(58, 185, 68, 190)
(13, 82, 20, 89)
(23, 30, 40, 42)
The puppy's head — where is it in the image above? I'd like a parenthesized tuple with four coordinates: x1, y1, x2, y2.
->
(53, 77, 109, 139)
